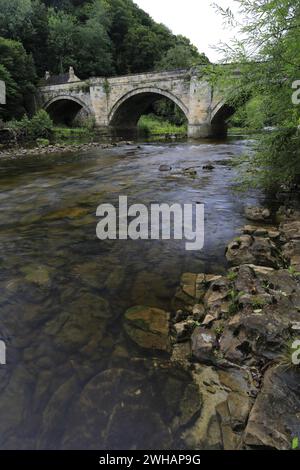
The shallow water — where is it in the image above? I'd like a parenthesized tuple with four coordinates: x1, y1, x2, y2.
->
(0, 138, 264, 449)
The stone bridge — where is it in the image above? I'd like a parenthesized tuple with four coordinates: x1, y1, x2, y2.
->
(38, 67, 233, 139)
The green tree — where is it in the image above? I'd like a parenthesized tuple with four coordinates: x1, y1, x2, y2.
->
(73, 0, 114, 77)
(155, 43, 209, 71)
(214, 0, 300, 189)
(0, 37, 36, 118)
(0, 1, 49, 72)
(47, 8, 77, 73)
(0, 0, 33, 39)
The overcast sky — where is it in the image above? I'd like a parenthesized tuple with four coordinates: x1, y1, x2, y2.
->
(134, 0, 240, 62)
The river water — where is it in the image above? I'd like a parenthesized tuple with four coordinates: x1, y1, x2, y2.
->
(0, 137, 264, 449)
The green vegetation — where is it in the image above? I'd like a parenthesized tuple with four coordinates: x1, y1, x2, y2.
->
(5, 110, 95, 144)
(292, 436, 299, 450)
(36, 138, 50, 147)
(0, 36, 36, 119)
(280, 339, 300, 370)
(251, 296, 268, 310)
(227, 270, 238, 282)
(53, 126, 93, 143)
(213, 0, 300, 190)
(7, 109, 53, 139)
(138, 114, 187, 137)
(288, 266, 300, 278)
(229, 96, 267, 132)
(228, 289, 243, 316)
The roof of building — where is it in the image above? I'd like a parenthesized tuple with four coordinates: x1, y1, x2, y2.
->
(39, 67, 81, 86)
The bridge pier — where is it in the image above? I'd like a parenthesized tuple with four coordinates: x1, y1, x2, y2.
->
(188, 122, 228, 139)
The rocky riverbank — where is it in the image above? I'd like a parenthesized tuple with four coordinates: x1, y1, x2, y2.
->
(0, 140, 135, 159)
(123, 205, 300, 450)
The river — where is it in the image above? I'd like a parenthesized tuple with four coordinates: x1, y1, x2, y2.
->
(0, 137, 266, 449)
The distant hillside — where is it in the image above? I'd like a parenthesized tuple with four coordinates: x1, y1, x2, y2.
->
(0, 0, 209, 78)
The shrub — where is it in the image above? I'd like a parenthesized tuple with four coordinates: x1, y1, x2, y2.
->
(28, 110, 53, 139)
(6, 110, 54, 141)
(36, 138, 50, 147)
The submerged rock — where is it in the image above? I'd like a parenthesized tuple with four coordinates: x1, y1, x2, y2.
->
(21, 265, 52, 286)
(44, 293, 110, 353)
(159, 164, 172, 172)
(124, 305, 170, 352)
(202, 163, 215, 170)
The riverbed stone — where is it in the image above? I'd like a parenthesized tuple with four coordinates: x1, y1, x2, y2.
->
(124, 305, 170, 352)
(21, 265, 52, 286)
(0, 366, 34, 447)
(105, 404, 173, 450)
(45, 293, 110, 353)
(159, 164, 172, 171)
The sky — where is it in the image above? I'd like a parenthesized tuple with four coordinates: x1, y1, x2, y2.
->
(134, 0, 240, 62)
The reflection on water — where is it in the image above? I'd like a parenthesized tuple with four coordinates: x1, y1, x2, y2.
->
(0, 138, 262, 449)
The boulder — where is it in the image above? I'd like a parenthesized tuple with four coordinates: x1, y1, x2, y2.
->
(173, 273, 197, 308)
(282, 239, 300, 260)
(219, 302, 300, 365)
(244, 365, 300, 450)
(241, 225, 280, 239)
(280, 220, 300, 241)
(226, 235, 281, 268)
(245, 206, 271, 222)
(173, 320, 195, 343)
(182, 365, 255, 450)
(124, 305, 170, 352)
(191, 327, 217, 363)
(204, 277, 229, 307)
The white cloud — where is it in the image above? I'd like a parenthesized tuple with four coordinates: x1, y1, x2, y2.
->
(134, 0, 240, 62)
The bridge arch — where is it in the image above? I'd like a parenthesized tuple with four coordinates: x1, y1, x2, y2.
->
(43, 95, 92, 125)
(210, 100, 235, 138)
(108, 87, 189, 130)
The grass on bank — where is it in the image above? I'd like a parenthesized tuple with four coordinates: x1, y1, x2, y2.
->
(53, 126, 94, 144)
(138, 114, 187, 136)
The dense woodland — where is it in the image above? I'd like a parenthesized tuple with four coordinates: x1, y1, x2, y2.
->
(0, 0, 208, 119)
